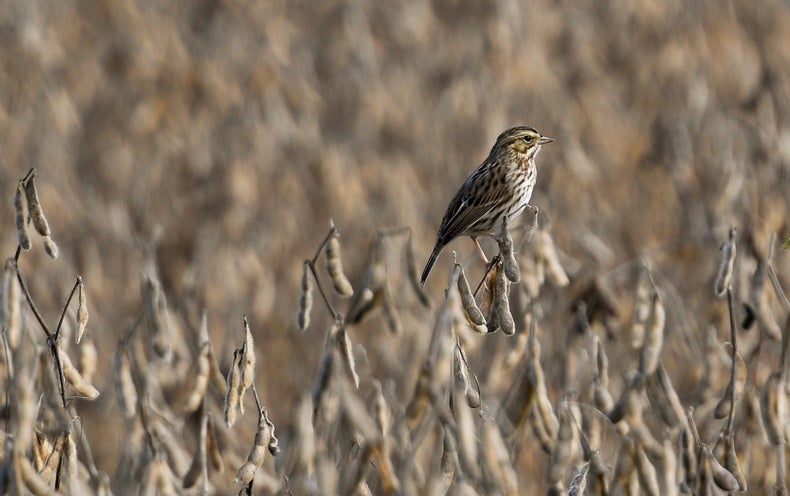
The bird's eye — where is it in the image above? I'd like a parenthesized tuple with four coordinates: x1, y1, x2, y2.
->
(523, 136, 533, 143)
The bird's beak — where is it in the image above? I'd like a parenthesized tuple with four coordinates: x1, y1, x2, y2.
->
(538, 136, 554, 145)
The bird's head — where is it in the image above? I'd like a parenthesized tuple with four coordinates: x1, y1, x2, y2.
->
(493, 126, 553, 160)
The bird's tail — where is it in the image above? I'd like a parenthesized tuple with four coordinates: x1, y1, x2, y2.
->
(420, 244, 443, 286)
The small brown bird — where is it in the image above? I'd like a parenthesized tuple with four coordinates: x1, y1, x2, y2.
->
(421, 126, 553, 285)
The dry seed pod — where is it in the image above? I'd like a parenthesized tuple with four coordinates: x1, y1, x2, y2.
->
(639, 293, 665, 376)
(547, 404, 578, 486)
(15, 180, 31, 250)
(453, 343, 481, 409)
(206, 347, 228, 394)
(241, 317, 256, 393)
(493, 265, 515, 335)
(198, 311, 227, 392)
(482, 419, 519, 493)
(60, 432, 79, 492)
(43, 236, 58, 259)
(372, 382, 390, 436)
(380, 281, 402, 334)
(142, 274, 172, 360)
(594, 336, 609, 387)
(334, 323, 359, 388)
(720, 434, 746, 491)
(114, 347, 137, 418)
(224, 348, 244, 428)
(645, 364, 685, 427)
(537, 227, 569, 287)
(184, 415, 209, 490)
(405, 235, 431, 307)
(608, 373, 642, 424)
(633, 443, 660, 496)
(206, 415, 224, 473)
(33, 431, 52, 473)
(679, 426, 697, 490)
(59, 346, 100, 399)
(760, 371, 784, 445)
(325, 231, 354, 297)
(371, 444, 400, 495)
(593, 380, 614, 412)
(568, 462, 590, 496)
(18, 453, 57, 496)
(713, 347, 746, 419)
(696, 448, 716, 496)
(234, 409, 276, 484)
(612, 441, 636, 492)
(405, 361, 431, 431)
(529, 404, 554, 454)
(750, 261, 782, 340)
(714, 228, 736, 297)
(456, 264, 486, 333)
(78, 338, 98, 385)
(183, 341, 211, 413)
(661, 439, 678, 496)
(496, 218, 520, 282)
(630, 270, 652, 348)
(631, 420, 664, 459)
(500, 321, 538, 429)
(12, 370, 36, 453)
(346, 236, 386, 324)
(535, 385, 558, 445)
(76, 278, 88, 343)
(441, 427, 459, 474)
(451, 384, 479, 480)
(24, 174, 50, 237)
(297, 262, 313, 330)
(530, 330, 558, 438)
(700, 444, 739, 491)
(2, 259, 22, 348)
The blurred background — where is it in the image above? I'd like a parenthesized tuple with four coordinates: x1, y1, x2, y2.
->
(1, 0, 789, 492)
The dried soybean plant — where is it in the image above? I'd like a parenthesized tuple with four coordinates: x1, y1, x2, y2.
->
(345, 226, 432, 332)
(297, 220, 355, 331)
(0, 169, 107, 494)
(220, 316, 280, 493)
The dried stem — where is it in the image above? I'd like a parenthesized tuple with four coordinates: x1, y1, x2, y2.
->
(725, 287, 737, 433)
(54, 277, 82, 342)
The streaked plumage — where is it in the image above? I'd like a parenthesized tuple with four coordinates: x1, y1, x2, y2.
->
(420, 126, 553, 285)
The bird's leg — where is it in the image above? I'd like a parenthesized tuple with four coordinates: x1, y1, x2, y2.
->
(471, 236, 489, 265)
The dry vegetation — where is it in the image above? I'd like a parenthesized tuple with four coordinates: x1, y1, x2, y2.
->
(1, 0, 790, 494)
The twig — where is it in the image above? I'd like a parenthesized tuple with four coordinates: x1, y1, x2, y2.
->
(306, 260, 340, 321)
(54, 277, 82, 342)
(725, 287, 738, 433)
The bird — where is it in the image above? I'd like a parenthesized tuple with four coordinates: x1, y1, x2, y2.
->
(420, 126, 553, 286)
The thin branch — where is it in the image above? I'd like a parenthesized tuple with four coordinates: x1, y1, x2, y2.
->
(725, 287, 738, 433)
(54, 277, 82, 342)
(12, 262, 53, 340)
(307, 260, 340, 321)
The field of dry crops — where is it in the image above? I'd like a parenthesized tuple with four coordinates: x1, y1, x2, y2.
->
(1, 0, 790, 494)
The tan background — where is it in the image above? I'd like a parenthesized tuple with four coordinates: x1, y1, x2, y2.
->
(1, 0, 789, 492)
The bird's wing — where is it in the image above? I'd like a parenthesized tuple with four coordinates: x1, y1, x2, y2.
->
(438, 196, 498, 244)
(436, 159, 502, 244)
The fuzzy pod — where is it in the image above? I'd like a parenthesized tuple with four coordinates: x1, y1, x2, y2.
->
(714, 228, 736, 297)
(24, 175, 51, 237)
(493, 265, 515, 335)
(59, 346, 100, 399)
(456, 264, 486, 333)
(326, 234, 354, 297)
(297, 262, 314, 331)
(76, 278, 88, 343)
(14, 180, 31, 250)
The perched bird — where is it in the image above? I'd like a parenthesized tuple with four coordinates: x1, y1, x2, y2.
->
(420, 126, 553, 285)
